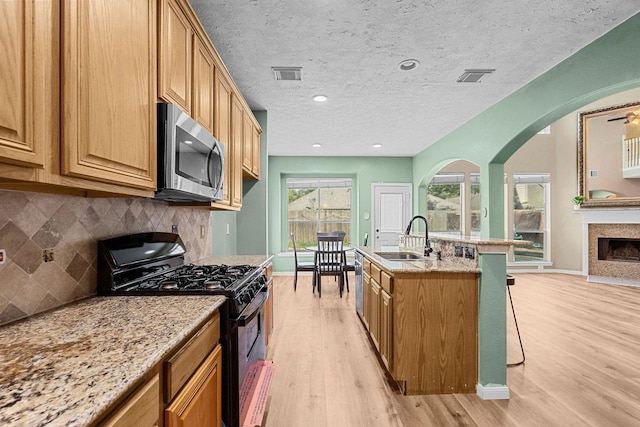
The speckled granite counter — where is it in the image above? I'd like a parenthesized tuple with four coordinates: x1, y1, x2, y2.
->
(355, 246, 479, 273)
(0, 295, 225, 427)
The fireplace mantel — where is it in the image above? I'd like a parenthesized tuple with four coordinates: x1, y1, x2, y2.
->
(574, 206, 640, 224)
(574, 207, 640, 286)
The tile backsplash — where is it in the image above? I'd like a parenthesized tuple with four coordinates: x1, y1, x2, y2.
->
(0, 190, 212, 325)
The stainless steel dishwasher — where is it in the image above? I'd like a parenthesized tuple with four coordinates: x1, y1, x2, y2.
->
(355, 250, 364, 319)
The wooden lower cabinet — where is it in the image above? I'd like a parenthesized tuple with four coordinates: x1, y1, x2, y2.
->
(369, 279, 381, 351)
(100, 374, 160, 427)
(165, 345, 222, 427)
(361, 256, 478, 395)
(379, 289, 393, 370)
(362, 271, 370, 330)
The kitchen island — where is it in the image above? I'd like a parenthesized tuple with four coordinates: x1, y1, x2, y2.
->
(356, 235, 525, 397)
(356, 245, 479, 395)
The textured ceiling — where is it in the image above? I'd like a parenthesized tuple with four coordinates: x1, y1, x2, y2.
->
(190, 0, 640, 157)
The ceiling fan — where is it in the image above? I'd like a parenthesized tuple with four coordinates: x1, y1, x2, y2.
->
(607, 111, 640, 124)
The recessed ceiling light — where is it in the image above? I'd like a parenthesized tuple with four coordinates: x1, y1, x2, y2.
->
(398, 59, 420, 71)
(313, 95, 328, 102)
(312, 143, 322, 148)
(373, 144, 382, 148)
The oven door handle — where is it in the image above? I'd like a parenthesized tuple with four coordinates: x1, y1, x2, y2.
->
(236, 289, 267, 326)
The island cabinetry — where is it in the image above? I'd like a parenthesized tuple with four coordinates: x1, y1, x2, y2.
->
(362, 267, 371, 330)
(360, 254, 478, 395)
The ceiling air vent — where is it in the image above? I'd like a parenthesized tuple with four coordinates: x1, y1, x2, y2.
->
(272, 67, 302, 81)
(457, 69, 495, 83)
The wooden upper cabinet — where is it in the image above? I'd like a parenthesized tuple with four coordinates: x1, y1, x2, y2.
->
(62, 0, 156, 190)
(242, 111, 261, 180)
(231, 96, 244, 208)
(0, 0, 51, 170)
(242, 110, 262, 179)
(252, 124, 261, 177)
(242, 112, 253, 173)
(159, 0, 192, 114)
(192, 36, 215, 135)
(213, 69, 232, 206)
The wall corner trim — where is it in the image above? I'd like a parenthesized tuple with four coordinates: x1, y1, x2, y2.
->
(476, 383, 510, 400)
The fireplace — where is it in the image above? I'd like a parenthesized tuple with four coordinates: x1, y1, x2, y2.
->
(575, 208, 640, 285)
(598, 238, 640, 262)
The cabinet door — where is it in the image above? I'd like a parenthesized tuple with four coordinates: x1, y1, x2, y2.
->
(380, 289, 393, 370)
(370, 279, 380, 350)
(242, 112, 252, 173)
(101, 374, 160, 427)
(213, 69, 232, 205)
(0, 0, 51, 169)
(251, 125, 260, 177)
(363, 271, 371, 330)
(230, 96, 244, 208)
(62, 0, 156, 190)
(159, 0, 192, 113)
(192, 36, 214, 135)
(166, 345, 222, 427)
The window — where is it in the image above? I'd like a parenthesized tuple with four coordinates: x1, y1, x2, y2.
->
(287, 178, 352, 249)
(470, 173, 481, 237)
(427, 173, 463, 235)
(512, 174, 549, 262)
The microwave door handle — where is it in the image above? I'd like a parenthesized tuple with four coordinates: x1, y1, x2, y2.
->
(207, 145, 224, 194)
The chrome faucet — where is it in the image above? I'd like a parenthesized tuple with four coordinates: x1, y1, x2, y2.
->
(405, 215, 434, 256)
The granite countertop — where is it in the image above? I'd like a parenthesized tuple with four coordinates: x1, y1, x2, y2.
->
(0, 295, 225, 427)
(356, 246, 479, 273)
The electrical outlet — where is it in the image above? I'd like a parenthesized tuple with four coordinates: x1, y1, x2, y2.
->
(454, 246, 463, 257)
(0, 249, 5, 264)
(172, 224, 179, 234)
(200, 225, 206, 239)
(464, 247, 475, 259)
(42, 249, 54, 262)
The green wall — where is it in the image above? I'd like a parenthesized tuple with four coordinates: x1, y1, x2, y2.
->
(268, 156, 413, 272)
(410, 12, 640, 395)
(211, 111, 268, 256)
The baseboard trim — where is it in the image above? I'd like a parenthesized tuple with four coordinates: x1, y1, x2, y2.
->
(476, 384, 510, 400)
(506, 268, 583, 275)
(588, 275, 640, 288)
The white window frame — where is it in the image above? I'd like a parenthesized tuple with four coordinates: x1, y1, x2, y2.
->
(508, 173, 552, 266)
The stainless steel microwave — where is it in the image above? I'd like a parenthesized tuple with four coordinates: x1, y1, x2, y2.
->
(155, 102, 224, 202)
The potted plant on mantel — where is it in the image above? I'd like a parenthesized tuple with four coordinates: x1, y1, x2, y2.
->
(572, 195, 585, 208)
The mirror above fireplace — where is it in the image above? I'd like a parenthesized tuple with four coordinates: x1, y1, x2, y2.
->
(578, 101, 640, 207)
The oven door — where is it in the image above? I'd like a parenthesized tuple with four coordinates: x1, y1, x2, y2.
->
(236, 289, 268, 388)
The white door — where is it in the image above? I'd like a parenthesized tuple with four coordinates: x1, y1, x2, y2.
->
(372, 183, 412, 247)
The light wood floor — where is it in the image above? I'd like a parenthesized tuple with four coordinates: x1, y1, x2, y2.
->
(263, 273, 640, 427)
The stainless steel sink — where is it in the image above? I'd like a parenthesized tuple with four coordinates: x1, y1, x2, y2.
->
(375, 251, 423, 261)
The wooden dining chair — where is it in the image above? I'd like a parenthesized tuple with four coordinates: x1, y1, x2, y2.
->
(291, 233, 315, 291)
(315, 234, 346, 297)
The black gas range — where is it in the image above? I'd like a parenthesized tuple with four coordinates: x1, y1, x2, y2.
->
(97, 231, 266, 316)
(97, 232, 270, 427)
